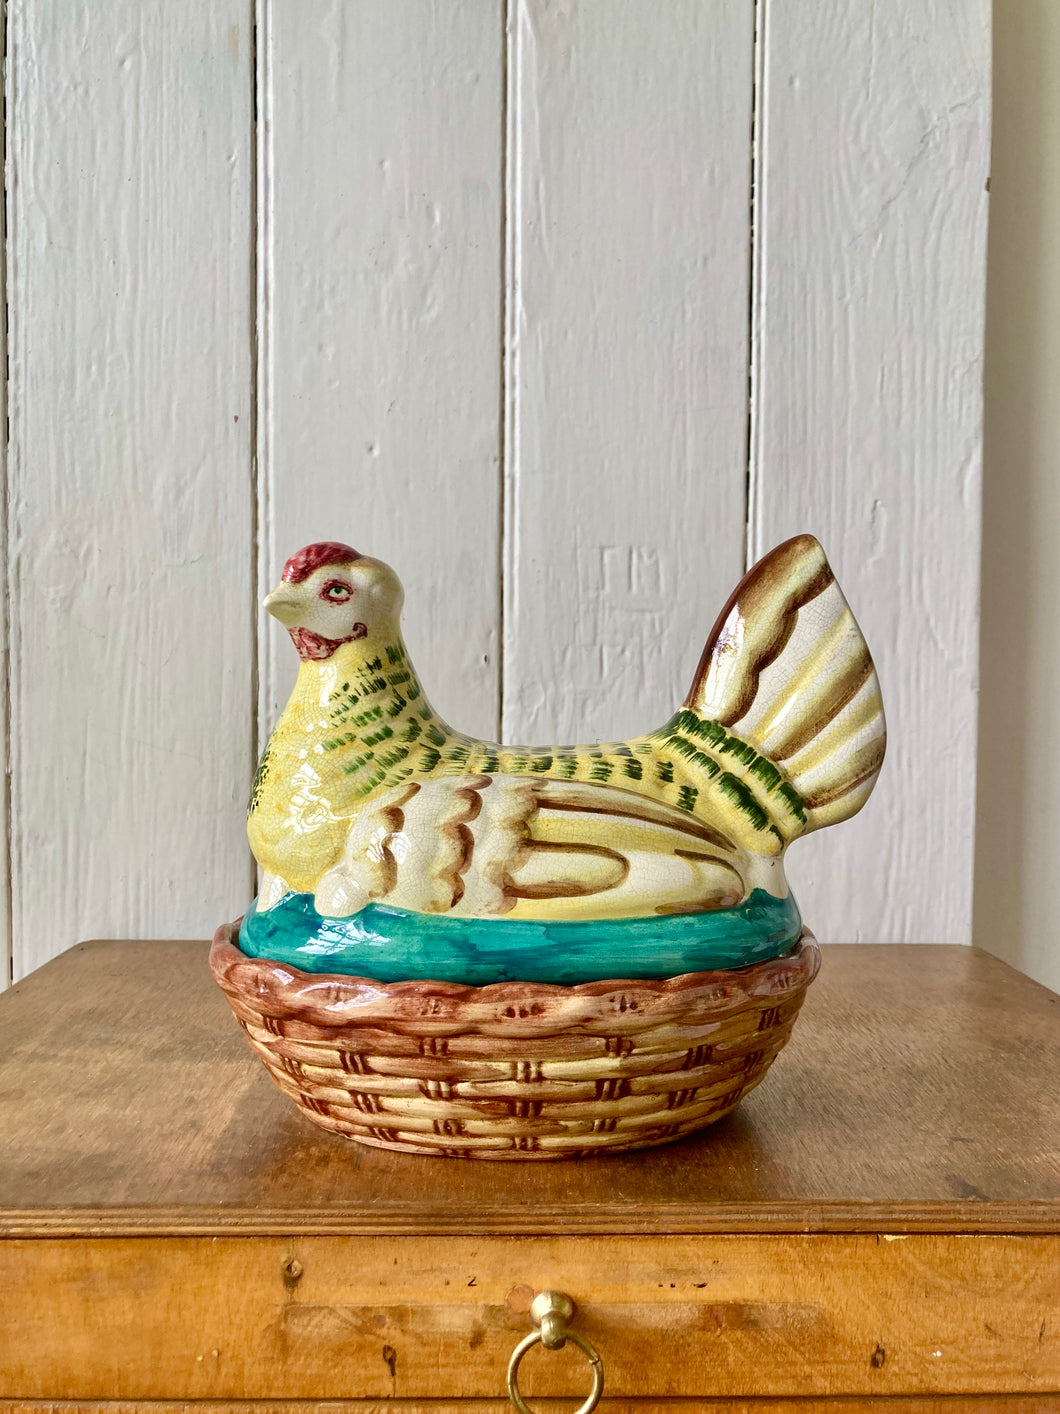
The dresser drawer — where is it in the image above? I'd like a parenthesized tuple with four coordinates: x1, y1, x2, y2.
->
(3, 1233, 1058, 1403)
(4, 941, 1060, 1409)
(3, 1404, 1059, 1414)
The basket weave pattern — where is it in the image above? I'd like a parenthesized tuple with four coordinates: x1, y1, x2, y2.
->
(210, 922, 819, 1159)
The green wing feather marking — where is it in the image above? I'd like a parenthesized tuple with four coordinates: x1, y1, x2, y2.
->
(272, 640, 810, 849)
(248, 741, 272, 815)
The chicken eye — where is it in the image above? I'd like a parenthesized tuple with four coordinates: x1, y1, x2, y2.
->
(321, 581, 353, 602)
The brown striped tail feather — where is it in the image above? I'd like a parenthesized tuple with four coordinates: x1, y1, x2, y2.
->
(684, 535, 886, 837)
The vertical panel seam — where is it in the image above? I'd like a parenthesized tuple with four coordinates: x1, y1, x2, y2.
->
(501, 0, 520, 742)
(744, 0, 767, 573)
(251, 0, 274, 898)
(496, 0, 509, 744)
(1, 0, 11, 984)
(248, 0, 259, 898)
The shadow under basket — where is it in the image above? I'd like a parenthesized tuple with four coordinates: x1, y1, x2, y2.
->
(210, 921, 820, 1160)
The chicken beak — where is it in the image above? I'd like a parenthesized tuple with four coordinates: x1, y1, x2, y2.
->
(263, 587, 302, 626)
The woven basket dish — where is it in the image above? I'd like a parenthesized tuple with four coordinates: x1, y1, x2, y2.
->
(211, 922, 820, 1159)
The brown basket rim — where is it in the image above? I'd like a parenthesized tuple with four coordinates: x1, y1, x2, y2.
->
(210, 919, 819, 1036)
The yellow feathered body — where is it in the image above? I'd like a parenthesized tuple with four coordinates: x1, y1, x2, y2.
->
(248, 536, 885, 923)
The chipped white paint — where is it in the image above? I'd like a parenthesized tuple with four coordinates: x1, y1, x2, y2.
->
(0, 9, 8, 988)
(2, 0, 990, 983)
(502, 0, 752, 746)
(5, 0, 254, 979)
(259, 0, 504, 746)
(748, 0, 991, 947)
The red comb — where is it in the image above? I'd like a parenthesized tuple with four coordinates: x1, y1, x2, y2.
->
(282, 541, 361, 584)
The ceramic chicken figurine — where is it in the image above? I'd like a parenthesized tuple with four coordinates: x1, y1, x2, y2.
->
(239, 535, 884, 987)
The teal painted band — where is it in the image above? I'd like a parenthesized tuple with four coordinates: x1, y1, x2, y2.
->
(237, 888, 803, 986)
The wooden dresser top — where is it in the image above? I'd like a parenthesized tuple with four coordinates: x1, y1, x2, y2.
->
(1, 941, 1058, 1238)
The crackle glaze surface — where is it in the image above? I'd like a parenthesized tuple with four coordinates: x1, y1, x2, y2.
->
(238, 886, 803, 986)
(244, 535, 884, 967)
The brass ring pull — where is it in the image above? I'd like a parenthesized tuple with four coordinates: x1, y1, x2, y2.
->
(507, 1289, 604, 1414)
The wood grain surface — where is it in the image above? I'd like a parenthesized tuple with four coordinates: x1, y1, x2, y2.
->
(5, 1403, 1059, 1414)
(1, 941, 1057, 1236)
(2, 1233, 1057, 1400)
(3, 940, 1056, 1404)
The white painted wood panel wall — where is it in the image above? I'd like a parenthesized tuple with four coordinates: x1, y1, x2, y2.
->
(1, 0, 990, 985)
